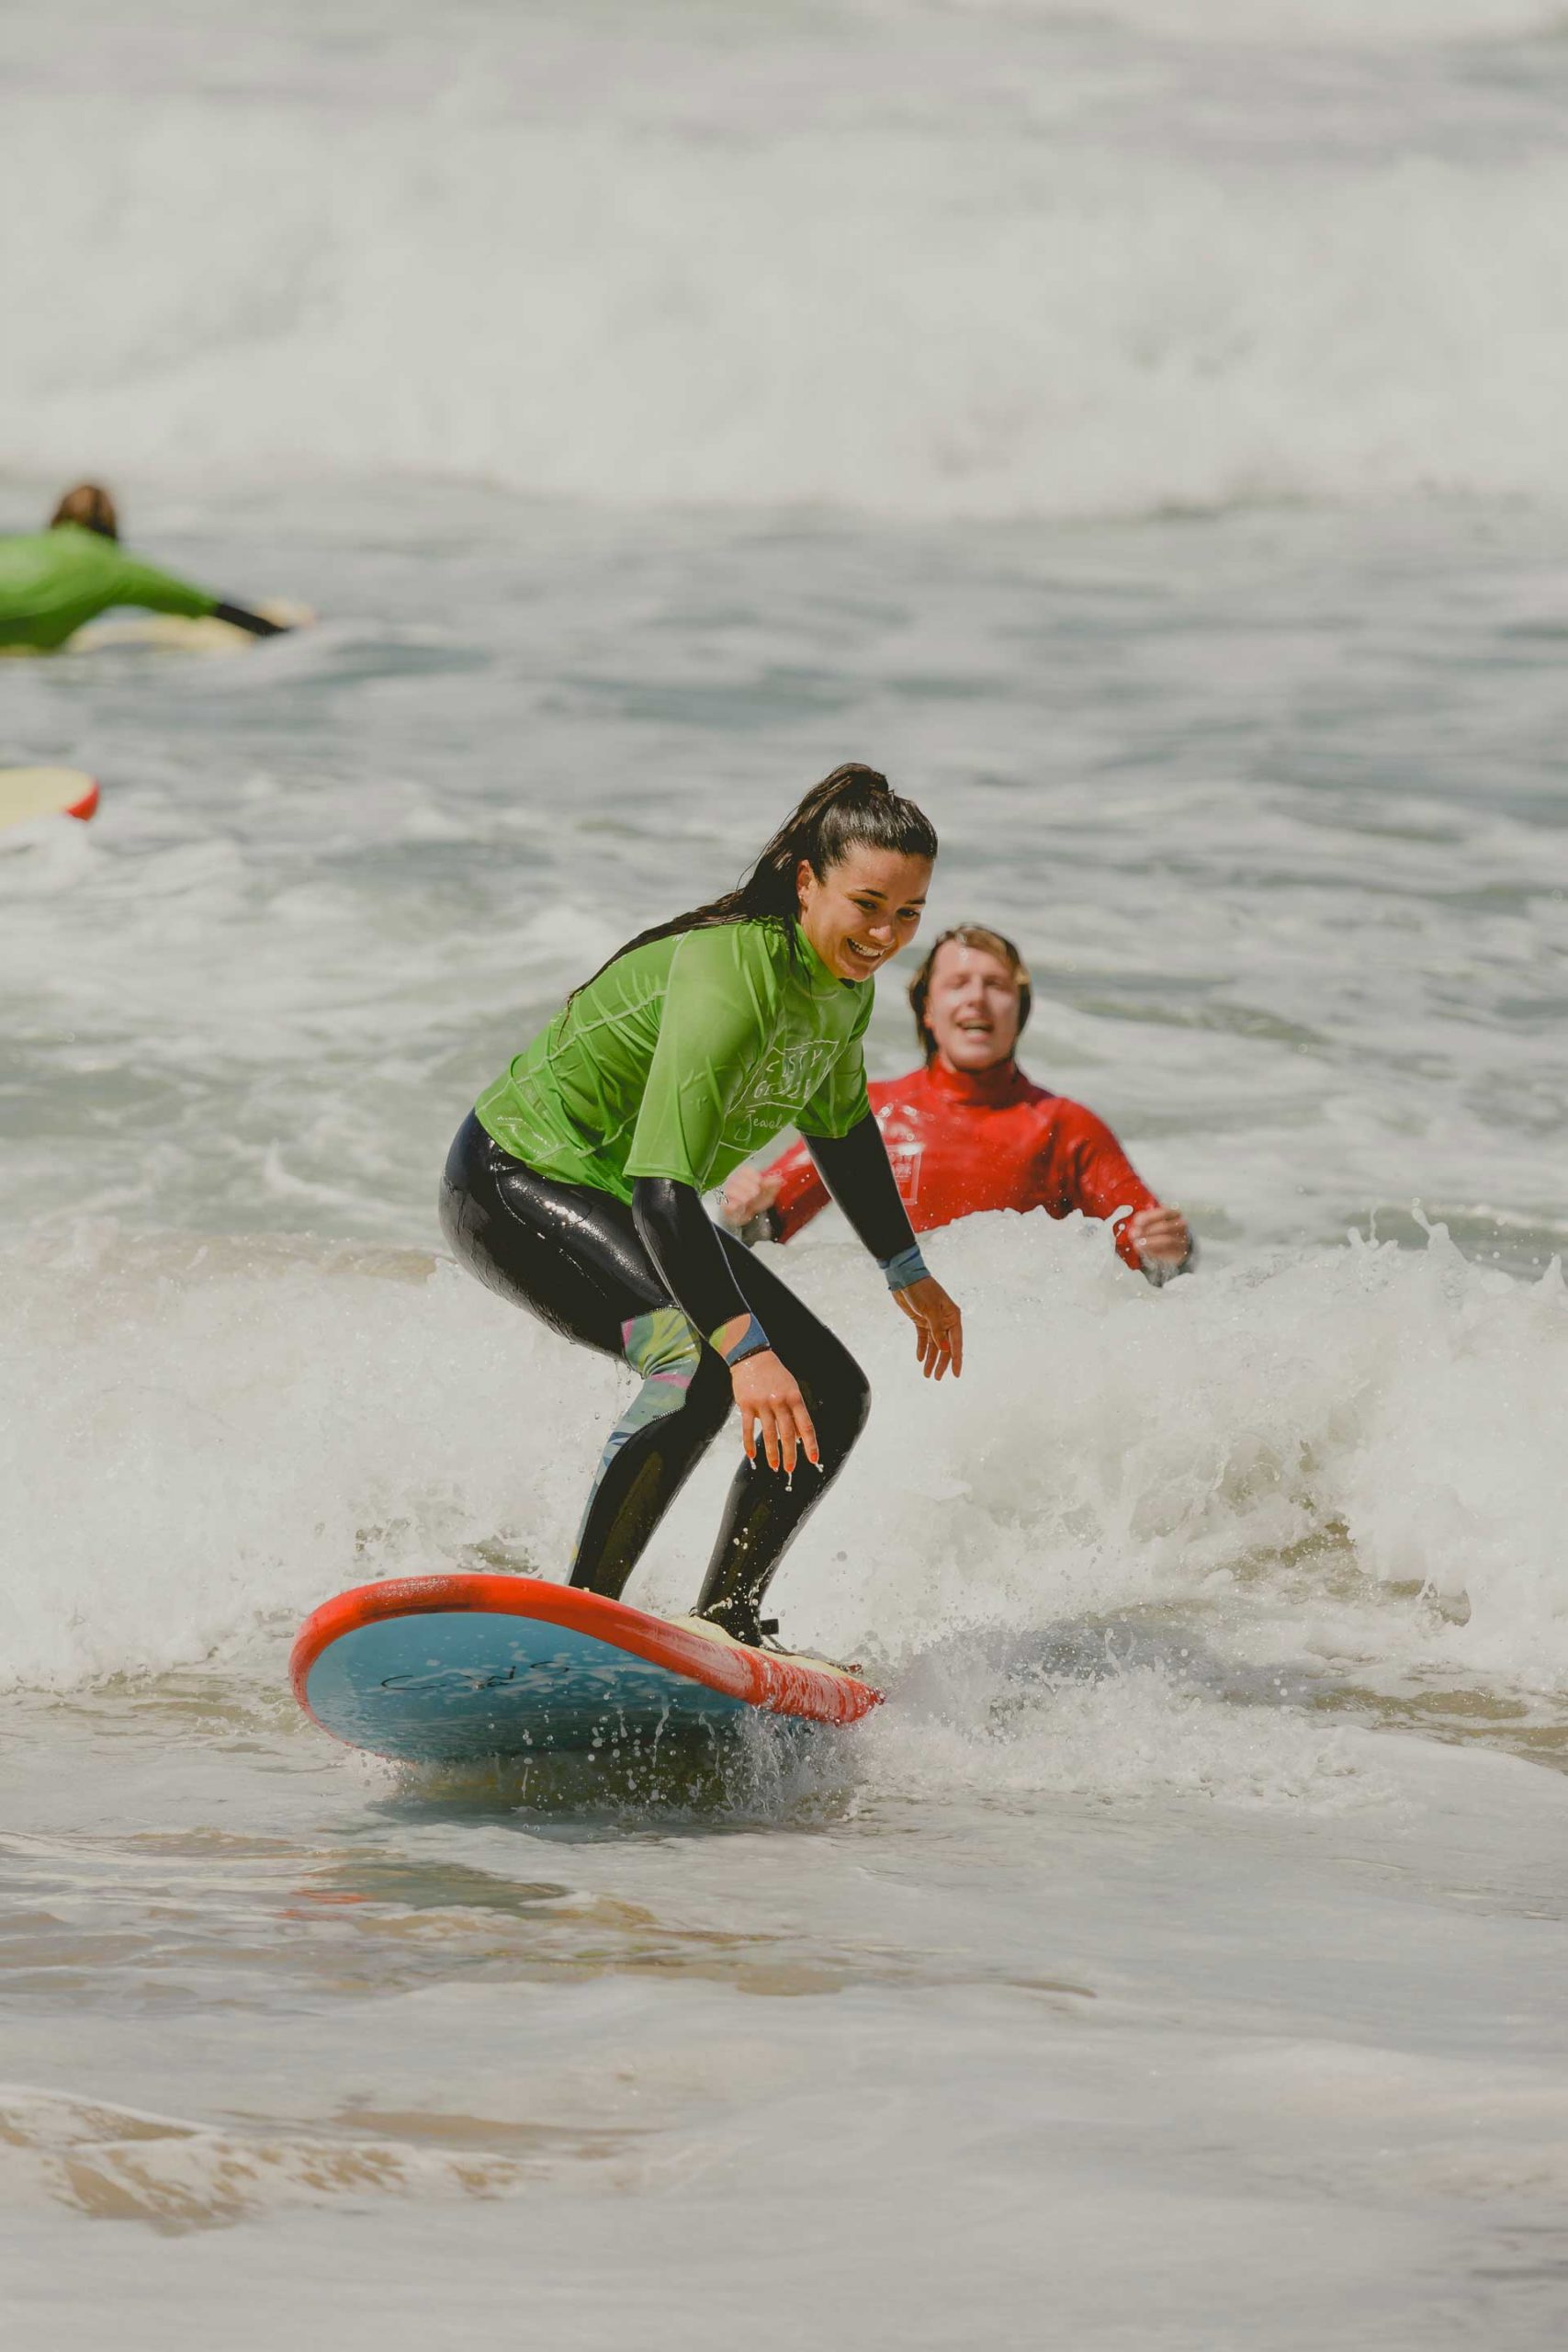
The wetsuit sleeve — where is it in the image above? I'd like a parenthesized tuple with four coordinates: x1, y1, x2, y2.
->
(805, 1113, 919, 1265)
(632, 1179, 753, 1349)
(106, 556, 219, 620)
(1061, 1108, 1160, 1272)
(625, 929, 771, 1189)
(211, 600, 290, 637)
(763, 1138, 834, 1241)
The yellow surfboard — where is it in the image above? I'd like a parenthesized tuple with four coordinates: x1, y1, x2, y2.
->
(0, 767, 100, 831)
(70, 598, 312, 655)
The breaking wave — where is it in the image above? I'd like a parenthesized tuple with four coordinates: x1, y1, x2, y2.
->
(6, 0, 1568, 518)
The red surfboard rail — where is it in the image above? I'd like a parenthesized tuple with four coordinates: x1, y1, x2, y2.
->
(65, 776, 99, 820)
(289, 1572, 882, 1732)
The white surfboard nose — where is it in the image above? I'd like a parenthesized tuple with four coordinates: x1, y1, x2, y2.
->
(0, 765, 99, 830)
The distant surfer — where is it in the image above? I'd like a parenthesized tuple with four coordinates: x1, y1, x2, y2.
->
(723, 923, 1194, 1281)
(441, 764, 963, 1653)
(0, 484, 293, 653)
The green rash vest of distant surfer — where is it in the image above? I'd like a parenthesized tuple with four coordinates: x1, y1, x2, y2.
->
(0, 523, 284, 652)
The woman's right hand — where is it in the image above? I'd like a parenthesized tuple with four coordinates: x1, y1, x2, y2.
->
(730, 1348, 820, 1475)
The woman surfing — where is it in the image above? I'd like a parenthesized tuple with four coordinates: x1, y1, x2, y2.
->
(440, 763, 964, 1657)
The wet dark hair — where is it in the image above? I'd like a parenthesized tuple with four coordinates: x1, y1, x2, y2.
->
(908, 924, 1032, 1062)
(581, 763, 938, 990)
(51, 483, 118, 540)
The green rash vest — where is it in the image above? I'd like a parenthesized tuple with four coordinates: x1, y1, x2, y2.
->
(0, 524, 218, 651)
(475, 919, 874, 1203)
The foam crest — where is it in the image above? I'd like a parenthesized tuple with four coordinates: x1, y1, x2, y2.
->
(643, 1213, 1568, 1685)
(3, 1216, 1563, 1710)
(5, 4, 1568, 517)
(0, 1229, 611, 1691)
(862, 1652, 1385, 1814)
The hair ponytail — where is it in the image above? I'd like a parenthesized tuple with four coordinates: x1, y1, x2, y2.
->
(578, 762, 938, 990)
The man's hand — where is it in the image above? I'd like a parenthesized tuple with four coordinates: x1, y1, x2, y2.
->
(892, 1276, 964, 1380)
(1129, 1205, 1191, 1268)
(721, 1165, 782, 1233)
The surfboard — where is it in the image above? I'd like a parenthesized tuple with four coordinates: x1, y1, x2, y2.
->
(71, 598, 313, 654)
(289, 1572, 881, 1764)
(0, 766, 99, 831)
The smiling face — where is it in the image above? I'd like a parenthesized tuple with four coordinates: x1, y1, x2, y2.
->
(922, 938, 1023, 1071)
(795, 844, 932, 984)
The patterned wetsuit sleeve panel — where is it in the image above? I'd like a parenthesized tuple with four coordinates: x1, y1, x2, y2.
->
(623, 928, 770, 1190)
(1059, 1104, 1160, 1269)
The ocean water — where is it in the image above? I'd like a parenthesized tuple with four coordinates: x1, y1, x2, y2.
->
(5, 4, 1568, 2346)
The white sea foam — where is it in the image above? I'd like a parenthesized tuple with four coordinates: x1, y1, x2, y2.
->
(4, 1216, 1562, 1745)
(695, 1212, 1568, 1690)
(859, 1656, 1386, 1815)
(5, 0, 1568, 519)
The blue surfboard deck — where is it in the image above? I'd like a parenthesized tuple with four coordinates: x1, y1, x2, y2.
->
(303, 1607, 750, 1762)
(291, 1574, 880, 1765)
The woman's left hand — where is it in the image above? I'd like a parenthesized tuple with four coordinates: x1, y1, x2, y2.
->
(893, 1276, 964, 1380)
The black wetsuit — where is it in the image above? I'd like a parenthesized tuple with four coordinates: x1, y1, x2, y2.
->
(440, 1110, 913, 1642)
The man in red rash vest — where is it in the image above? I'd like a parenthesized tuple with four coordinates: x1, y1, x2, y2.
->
(722, 924, 1194, 1283)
